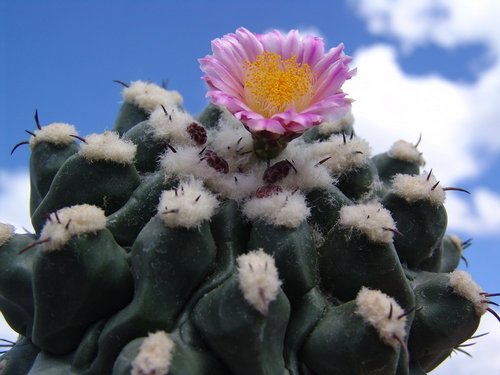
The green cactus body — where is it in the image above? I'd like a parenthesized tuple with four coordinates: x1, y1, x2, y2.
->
(301, 298, 401, 375)
(283, 287, 328, 375)
(0, 64, 492, 374)
(382, 193, 447, 269)
(29, 141, 80, 216)
(306, 186, 352, 237)
(31, 229, 133, 355)
(335, 159, 379, 201)
(319, 204, 415, 311)
(122, 120, 169, 173)
(106, 170, 175, 246)
(247, 221, 318, 302)
(439, 235, 465, 273)
(407, 270, 483, 368)
(192, 274, 291, 375)
(372, 139, 424, 187)
(86, 215, 217, 374)
(0, 232, 37, 337)
(31, 153, 140, 233)
(196, 104, 224, 129)
(113, 101, 149, 136)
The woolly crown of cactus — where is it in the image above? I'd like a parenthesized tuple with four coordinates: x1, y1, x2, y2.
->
(0, 223, 15, 247)
(122, 80, 183, 113)
(355, 287, 407, 349)
(28, 123, 78, 149)
(79, 131, 137, 164)
(237, 249, 282, 315)
(449, 270, 488, 316)
(39, 204, 106, 252)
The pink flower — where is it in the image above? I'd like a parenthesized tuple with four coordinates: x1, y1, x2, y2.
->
(200, 27, 356, 136)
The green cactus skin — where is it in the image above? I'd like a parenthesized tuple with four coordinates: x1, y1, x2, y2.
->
(0, 234, 37, 338)
(85, 216, 217, 374)
(106, 170, 175, 246)
(112, 332, 229, 375)
(0, 337, 40, 375)
(31, 155, 140, 233)
(29, 142, 80, 216)
(122, 120, 169, 173)
(31, 230, 133, 355)
(246, 221, 319, 302)
(70, 320, 106, 371)
(319, 226, 415, 311)
(196, 104, 224, 129)
(382, 194, 447, 269)
(416, 241, 443, 272)
(335, 159, 379, 201)
(113, 101, 149, 136)
(406, 271, 481, 369)
(301, 301, 401, 375)
(439, 235, 464, 273)
(192, 274, 291, 375)
(372, 152, 421, 186)
(283, 287, 328, 375)
(175, 200, 251, 348)
(306, 186, 352, 237)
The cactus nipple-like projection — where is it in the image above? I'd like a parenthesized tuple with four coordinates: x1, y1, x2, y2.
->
(338, 202, 397, 244)
(131, 331, 174, 375)
(355, 287, 407, 349)
(237, 249, 282, 315)
(157, 178, 218, 228)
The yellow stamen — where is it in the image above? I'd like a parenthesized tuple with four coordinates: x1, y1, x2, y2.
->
(244, 51, 314, 118)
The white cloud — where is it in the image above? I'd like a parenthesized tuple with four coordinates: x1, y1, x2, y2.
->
(352, 0, 500, 52)
(0, 169, 32, 232)
(432, 309, 500, 374)
(446, 188, 500, 235)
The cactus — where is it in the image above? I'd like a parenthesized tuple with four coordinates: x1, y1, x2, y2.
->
(1, 28, 498, 375)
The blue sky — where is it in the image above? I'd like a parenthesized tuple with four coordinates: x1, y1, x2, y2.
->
(1, 1, 500, 373)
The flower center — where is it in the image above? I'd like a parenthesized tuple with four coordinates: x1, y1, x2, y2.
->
(244, 51, 314, 118)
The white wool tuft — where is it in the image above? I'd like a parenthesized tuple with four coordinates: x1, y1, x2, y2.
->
(122, 81, 183, 114)
(317, 111, 355, 136)
(207, 172, 262, 201)
(157, 178, 218, 228)
(148, 106, 198, 145)
(237, 249, 282, 315)
(0, 223, 15, 247)
(39, 204, 106, 252)
(243, 190, 310, 228)
(355, 287, 407, 349)
(449, 270, 487, 316)
(391, 172, 445, 206)
(388, 140, 425, 165)
(339, 202, 396, 244)
(310, 135, 371, 175)
(131, 331, 175, 375)
(208, 120, 255, 173)
(78, 131, 136, 165)
(279, 140, 335, 191)
(161, 146, 214, 183)
(29, 123, 78, 149)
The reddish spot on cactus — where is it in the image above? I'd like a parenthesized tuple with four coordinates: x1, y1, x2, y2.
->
(202, 149, 229, 174)
(256, 184, 283, 198)
(187, 122, 208, 145)
(263, 159, 296, 184)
